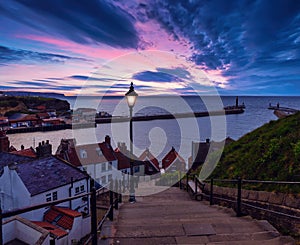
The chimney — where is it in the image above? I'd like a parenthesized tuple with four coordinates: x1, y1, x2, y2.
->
(105, 135, 111, 145)
(36, 140, 52, 157)
(0, 131, 9, 152)
(21, 145, 25, 150)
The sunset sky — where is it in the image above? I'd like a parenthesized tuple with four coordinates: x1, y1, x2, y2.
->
(0, 0, 300, 96)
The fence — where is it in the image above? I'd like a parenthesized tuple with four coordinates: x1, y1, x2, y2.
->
(181, 174, 300, 235)
(0, 180, 121, 245)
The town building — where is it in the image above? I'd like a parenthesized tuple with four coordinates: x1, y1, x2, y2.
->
(189, 137, 235, 171)
(0, 135, 91, 243)
(162, 147, 186, 172)
(56, 135, 120, 186)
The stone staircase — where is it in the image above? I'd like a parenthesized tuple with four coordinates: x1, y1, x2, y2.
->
(100, 187, 295, 244)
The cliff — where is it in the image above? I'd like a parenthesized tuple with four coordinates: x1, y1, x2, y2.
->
(0, 95, 70, 115)
(211, 112, 300, 183)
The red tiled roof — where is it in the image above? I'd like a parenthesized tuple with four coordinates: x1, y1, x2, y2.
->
(44, 206, 80, 230)
(56, 139, 117, 167)
(32, 221, 68, 238)
(139, 149, 159, 171)
(114, 148, 130, 169)
(53, 206, 81, 217)
(162, 147, 185, 170)
(11, 147, 37, 158)
(114, 148, 146, 170)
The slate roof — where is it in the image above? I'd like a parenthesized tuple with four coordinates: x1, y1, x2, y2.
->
(0, 152, 33, 167)
(15, 156, 88, 196)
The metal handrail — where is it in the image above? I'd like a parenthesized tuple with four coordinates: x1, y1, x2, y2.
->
(195, 176, 300, 220)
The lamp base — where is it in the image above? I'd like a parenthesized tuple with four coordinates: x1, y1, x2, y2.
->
(129, 195, 136, 203)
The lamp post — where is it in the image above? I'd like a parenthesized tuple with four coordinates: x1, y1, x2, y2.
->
(125, 82, 138, 203)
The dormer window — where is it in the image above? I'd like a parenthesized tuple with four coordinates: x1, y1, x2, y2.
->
(80, 149, 87, 158)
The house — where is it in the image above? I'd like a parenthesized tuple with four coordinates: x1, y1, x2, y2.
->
(32, 206, 89, 244)
(2, 216, 50, 244)
(9, 114, 40, 128)
(0, 152, 90, 221)
(189, 137, 235, 172)
(41, 118, 65, 126)
(138, 148, 160, 175)
(114, 142, 147, 176)
(72, 108, 97, 122)
(56, 135, 120, 186)
(0, 116, 9, 129)
(0, 135, 91, 243)
(162, 147, 186, 172)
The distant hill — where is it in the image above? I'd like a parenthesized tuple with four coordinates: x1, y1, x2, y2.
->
(211, 112, 300, 182)
(2, 91, 65, 98)
(0, 95, 70, 116)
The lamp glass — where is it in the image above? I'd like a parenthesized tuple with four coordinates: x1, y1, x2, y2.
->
(126, 94, 137, 108)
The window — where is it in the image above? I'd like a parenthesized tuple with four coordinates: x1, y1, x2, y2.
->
(108, 174, 112, 182)
(80, 185, 84, 192)
(108, 162, 112, 171)
(96, 147, 103, 156)
(134, 166, 139, 173)
(46, 193, 51, 202)
(46, 192, 57, 202)
(80, 149, 87, 158)
(52, 191, 58, 201)
(101, 176, 106, 185)
(101, 163, 106, 172)
(75, 187, 80, 194)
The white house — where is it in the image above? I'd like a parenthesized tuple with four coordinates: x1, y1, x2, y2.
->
(0, 150, 91, 244)
(56, 135, 122, 186)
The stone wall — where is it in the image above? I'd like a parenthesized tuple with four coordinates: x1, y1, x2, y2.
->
(203, 184, 300, 236)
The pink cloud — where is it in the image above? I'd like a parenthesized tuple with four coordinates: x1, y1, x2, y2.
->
(16, 34, 133, 60)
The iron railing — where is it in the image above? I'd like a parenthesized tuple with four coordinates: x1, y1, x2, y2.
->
(0, 180, 121, 245)
(185, 175, 300, 220)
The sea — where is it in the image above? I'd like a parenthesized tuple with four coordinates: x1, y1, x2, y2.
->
(8, 96, 300, 162)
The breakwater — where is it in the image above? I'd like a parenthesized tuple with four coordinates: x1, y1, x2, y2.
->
(95, 108, 244, 124)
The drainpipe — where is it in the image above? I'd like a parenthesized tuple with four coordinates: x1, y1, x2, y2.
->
(69, 177, 73, 209)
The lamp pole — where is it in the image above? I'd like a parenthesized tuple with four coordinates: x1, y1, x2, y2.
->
(125, 82, 138, 203)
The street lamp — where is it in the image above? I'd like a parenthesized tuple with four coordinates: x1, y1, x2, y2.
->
(125, 82, 138, 203)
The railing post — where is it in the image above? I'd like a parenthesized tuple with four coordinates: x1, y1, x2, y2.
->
(210, 178, 214, 205)
(108, 189, 114, 221)
(179, 171, 182, 189)
(186, 173, 189, 192)
(194, 175, 198, 194)
(0, 206, 3, 245)
(114, 180, 119, 210)
(237, 177, 242, 217)
(90, 187, 97, 245)
(118, 180, 122, 203)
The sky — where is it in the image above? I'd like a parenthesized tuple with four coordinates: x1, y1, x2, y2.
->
(0, 0, 300, 96)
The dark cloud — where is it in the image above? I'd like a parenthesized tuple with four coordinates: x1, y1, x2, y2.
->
(138, 0, 300, 93)
(132, 71, 182, 82)
(0, 0, 139, 49)
(69, 75, 126, 82)
(0, 45, 89, 64)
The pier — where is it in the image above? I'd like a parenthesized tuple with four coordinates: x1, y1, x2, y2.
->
(95, 108, 244, 124)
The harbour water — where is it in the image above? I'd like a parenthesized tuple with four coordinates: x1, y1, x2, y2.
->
(8, 96, 300, 161)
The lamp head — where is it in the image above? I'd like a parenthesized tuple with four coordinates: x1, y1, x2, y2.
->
(125, 82, 138, 108)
